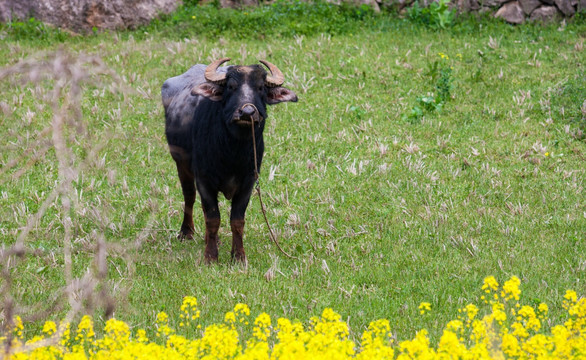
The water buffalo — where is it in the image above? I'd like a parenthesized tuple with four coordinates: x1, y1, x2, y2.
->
(162, 58, 298, 263)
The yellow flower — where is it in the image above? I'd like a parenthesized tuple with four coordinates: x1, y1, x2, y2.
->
(136, 328, 148, 343)
(225, 311, 236, 324)
(42, 320, 57, 335)
(503, 276, 521, 301)
(77, 315, 95, 339)
(464, 304, 478, 321)
(502, 331, 521, 357)
(482, 276, 499, 292)
(157, 311, 169, 323)
(13, 316, 24, 339)
(438, 52, 449, 60)
(446, 320, 463, 332)
(58, 321, 71, 347)
(156, 311, 174, 337)
(104, 318, 130, 341)
(419, 302, 431, 315)
(564, 290, 578, 303)
(234, 303, 250, 316)
(252, 312, 272, 341)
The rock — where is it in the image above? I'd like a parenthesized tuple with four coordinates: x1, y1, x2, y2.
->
(457, 0, 480, 11)
(470, 0, 481, 10)
(529, 4, 562, 20)
(579, 0, 586, 11)
(214, 0, 259, 8)
(519, 0, 542, 13)
(0, 1, 29, 21)
(495, 1, 525, 23)
(540, 0, 555, 5)
(394, 0, 416, 11)
(478, 0, 506, 7)
(0, 0, 179, 32)
(458, 0, 472, 12)
(553, 0, 575, 15)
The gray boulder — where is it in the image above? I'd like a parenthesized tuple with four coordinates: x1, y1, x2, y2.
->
(519, 0, 541, 14)
(553, 0, 576, 15)
(0, 0, 179, 32)
(458, 0, 481, 12)
(478, 0, 508, 7)
(495, 1, 525, 23)
(529, 5, 562, 20)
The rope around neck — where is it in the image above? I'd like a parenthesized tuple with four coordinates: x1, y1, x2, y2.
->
(250, 120, 298, 260)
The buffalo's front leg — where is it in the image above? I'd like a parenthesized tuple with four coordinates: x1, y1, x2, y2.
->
(230, 219, 246, 262)
(204, 217, 220, 263)
(230, 183, 254, 262)
(170, 147, 195, 240)
(198, 182, 221, 263)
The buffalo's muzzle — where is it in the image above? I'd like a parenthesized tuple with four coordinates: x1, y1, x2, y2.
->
(233, 104, 261, 125)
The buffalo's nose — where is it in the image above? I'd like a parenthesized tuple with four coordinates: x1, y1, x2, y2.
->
(240, 105, 256, 117)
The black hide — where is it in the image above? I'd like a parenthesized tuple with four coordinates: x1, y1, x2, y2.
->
(162, 61, 297, 262)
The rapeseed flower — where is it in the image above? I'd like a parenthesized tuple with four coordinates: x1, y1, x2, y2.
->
(418, 302, 431, 315)
(42, 320, 57, 335)
(502, 276, 521, 301)
(4, 276, 586, 359)
(13, 316, 24, 339)
(482, 276, 499, 293)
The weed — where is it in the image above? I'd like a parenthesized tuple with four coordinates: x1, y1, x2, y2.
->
(407, 0, 455, 29)
(404, 52, 456, 123)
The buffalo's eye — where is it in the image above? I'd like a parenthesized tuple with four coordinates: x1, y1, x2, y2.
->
(227, 79, 238, 91)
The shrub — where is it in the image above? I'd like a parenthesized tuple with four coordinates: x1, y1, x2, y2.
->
(146, 0, 379, 39)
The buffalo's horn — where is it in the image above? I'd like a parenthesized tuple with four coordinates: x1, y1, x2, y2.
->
(205, 57, 231, 84)
(259, 60, 285, 87)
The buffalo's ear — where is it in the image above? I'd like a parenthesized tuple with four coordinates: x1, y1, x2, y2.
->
(267, 87, 298, 105)
(191, 83, 223, 101)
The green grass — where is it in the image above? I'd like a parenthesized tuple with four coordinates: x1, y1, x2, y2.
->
(1, 2, 585, 344)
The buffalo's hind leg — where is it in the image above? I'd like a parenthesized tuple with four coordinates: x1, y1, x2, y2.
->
(170, 147, 196, 240)
(198, 182, 221, 263)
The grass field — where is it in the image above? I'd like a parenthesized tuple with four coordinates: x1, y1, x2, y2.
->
(1, 3, 585, 346)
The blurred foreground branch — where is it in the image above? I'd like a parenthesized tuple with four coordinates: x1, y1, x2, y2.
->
(0, 49, 135, 357)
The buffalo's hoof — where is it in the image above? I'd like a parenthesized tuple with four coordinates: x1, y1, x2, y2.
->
(231, 251, 246, 263)
(204, 248, 219, 264)
(204, 254, 219, 264)
(177, 228, 194, 241)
